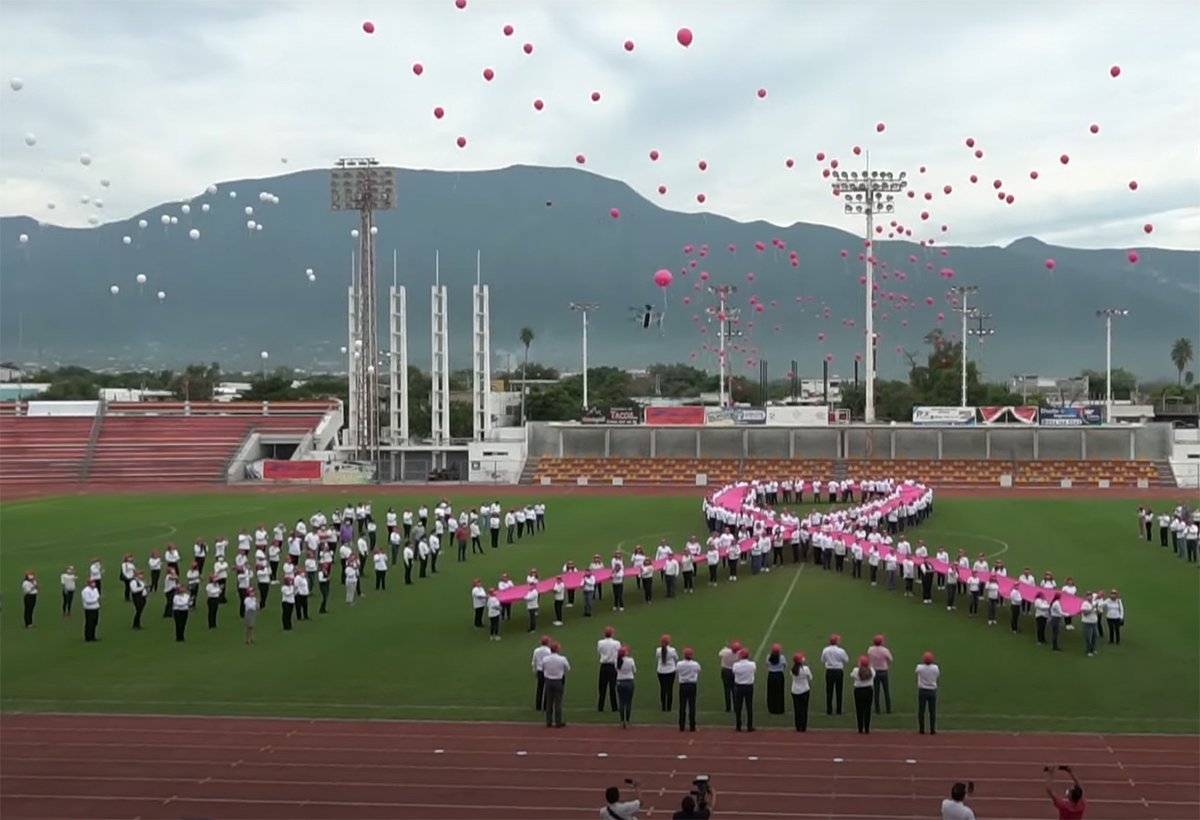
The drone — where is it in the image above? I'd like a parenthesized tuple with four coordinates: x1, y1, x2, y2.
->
(630, 304, 666, 332)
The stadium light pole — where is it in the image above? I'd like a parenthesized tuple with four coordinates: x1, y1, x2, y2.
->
(969, 311, 994, 380)
(706, 285, 739, 407)
(1096, 308, 1128, 424)
(951, 285, 980, 407)
(569, 302, 599, 410)
(831, 163, 907, 423)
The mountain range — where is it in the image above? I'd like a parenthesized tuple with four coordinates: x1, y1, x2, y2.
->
(1, 165, 1196, 381)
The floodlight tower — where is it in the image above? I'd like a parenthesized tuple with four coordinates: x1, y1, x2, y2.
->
(472, 251, 492, 440)
(331, 158, 396, 461)
(1096, 308, 1128, 423)
(569, 302, 599, 409)
(706, 285, 740, 408)
(831, 162, 907, 423)
(951, 285, 980, 408)
(968, 311, 995, 379)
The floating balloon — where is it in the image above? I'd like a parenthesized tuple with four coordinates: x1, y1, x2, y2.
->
(1109, 65, 1121, 78)
(575, 154, 586, 164)
(1045, 258, 1056, 270)
(110, 285, 120, 295)
(80, 153, 93, 166)
(1127, 251, 1139, 264)
(206, 184, 218, 194)
(157, 291, 166, 300)
(676, 27, 693, 47)
(247, 219, 257, 230)
(1143, 223, 1153, 234)
(412, 63, 424, 76)
(533, 98, 544, 110)
(698, 160, 708, 171)
(1060, 154, 1070, 165)
(785, 158, 794, 168)
(523, 43, 533, 54)
(591, 91, 601, 102)
(653, 269, 673, 288)
(362, 20, 375, 34)
(876, 122, 885, 132)
(624, 39, 634, 51)
(46, 202, 55, 210)
(943, 185, 952, 195)
(757, 88, 767, 99)
(974, 149, 983, 159)
(852, 145, 862, 155)
(122, 235, 132, 245)
(136, 273, 147, 285)
(201, 203, 210, 212)
(18, 233, 28, 245)
(483, 67, 495, 81)
(23, 133, 35, 147)
(456, 136, 467, 148)
(9, 77, 24, 91)
(138, 219, 148, 229)
(350, 228, 359, 238)
(181, 204, 191, 215)
(260, 350, 270, 360)
(1089, 123, 1100, 134)
(610, 208, 620, 219)
(1128, 180, 1138, 191)
(370, 226, 378, 235)
(160, 214, 171, 225)
(503, 24, 514, 35)
(1030, 170, 1039, 180)
(229, 191, 237, 198)
(189, 228, 200, 240)
(696, 193, 706, 203)
(818, 333, 826, 341)
(649, 149, 659, 161)
(657, 185, 667, 194)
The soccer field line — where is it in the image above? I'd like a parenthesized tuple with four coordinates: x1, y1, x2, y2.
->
(3, 507, 267, 555)
(754, 565, 806, 662)
(4, 699, 1197, 729)
(935, 530, 1011, 561)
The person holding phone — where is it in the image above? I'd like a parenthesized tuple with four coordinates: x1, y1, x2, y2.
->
(602, 780, 642, 819)
(1045, 765, 1087, 819)
(941, 782, 975, 819)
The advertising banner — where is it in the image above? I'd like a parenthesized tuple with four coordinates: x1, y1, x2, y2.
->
(582, 407, 641, 425)
(705, 407, 768, 427)
(262, 460, 323, 480)
(1039, 406, 1102, 426)
(766, 406, 830, 427)
(978, 406, 1040, 425)
(912, 406, 977, 426)
(644, 405, 706, 426)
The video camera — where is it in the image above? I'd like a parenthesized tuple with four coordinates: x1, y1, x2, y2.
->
(690, 775, 711, 801)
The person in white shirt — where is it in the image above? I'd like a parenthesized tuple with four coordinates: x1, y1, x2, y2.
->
(639, 560, 654, 604)
(1008, 586, 1024, 633)
(531, 635, 552, 712)
(20, 571, 39, 628)
(718, 640, 740, 712)
(204, 576, 222, 629)
(1049, 594, 1066, 651)
(663, 554, 680, 598)
(293, 571, 310, 621)
(344, 562, 359, 607)
(790, 652, 814, 731)
(611, 556, 626, 611)
(941, 782, 976, 820)
(171, 586, 191, 642)
(1034, 592, 1051, 644)
(1105, 589, 1125, 645)
(654, 634, 680, 712)
(1080, 594, 1100, 656)
(597, 626, 621, 712)
(147, 551, 162, 593)
(524, 583, 540, 632)
(615, 647, 638, 728)
(1185, 521, 1199, 563)
(540, 642, 570, 728)
(80, 579, 101, 642)
(601, 782, 642, 820)
(60, 565, 77, 618)
(485, 588, 502, 640)
(241, 587, 258, 644)
(582, 570, 597, 616)
(916, 651, 940, 734)
(88, 558, 104, 595)
(850, 656, 876, 734)
(705, 545, 720, 586)
(372, 548, 388, 591)
(128, 570, 148, 629)
(675, 648, 701, 732)
(820, 634, 851, 716)
(731, 648, 757, 732)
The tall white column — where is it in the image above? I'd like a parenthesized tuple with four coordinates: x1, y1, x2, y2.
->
(472, 278, 492, 440)
(388, 285, 409, 444)
(960, 290, 971, 408)
(346, 284, 358, 450)
(863, 209, 876, 423)
(581, 309, 590, 410)
(1104, 315, 1113, 424)
(431, 272, 450, 451)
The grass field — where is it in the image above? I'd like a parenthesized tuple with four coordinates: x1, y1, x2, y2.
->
(1, 490, 1197, 734)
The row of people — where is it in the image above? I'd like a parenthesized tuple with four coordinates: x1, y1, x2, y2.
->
(531, 628, 943, 734)
(1136, 504, 1199, 562)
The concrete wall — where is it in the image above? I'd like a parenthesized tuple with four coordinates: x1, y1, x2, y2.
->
(526, 422, 1175, 462)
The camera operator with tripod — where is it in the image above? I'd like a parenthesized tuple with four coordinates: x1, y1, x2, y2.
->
(673, 775, 716, 819)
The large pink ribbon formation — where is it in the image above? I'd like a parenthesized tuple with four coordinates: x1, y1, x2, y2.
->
(496, 480, 1087, 615)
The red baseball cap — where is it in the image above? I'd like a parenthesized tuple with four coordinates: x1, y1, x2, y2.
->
(922, 651, 935, 663)
(604, 626, 614, 637)
(793, 652, 806, 664)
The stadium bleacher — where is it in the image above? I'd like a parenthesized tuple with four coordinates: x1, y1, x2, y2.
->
(0, 416, 94, 488)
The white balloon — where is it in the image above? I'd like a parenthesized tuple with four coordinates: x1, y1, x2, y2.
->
(93, 198, 104, 209)
(354, 339, 363, 349)
(350, 229, 360, 238)
(244, 206, 253, 216)
(79, 153, 92, 166)
(100, 178, 111, 188)
(110, 285, 120, 295)
(370, 226, 378, 235)
(80, 195, 90, 204)
(181, 204, 190, 214)
(136, 273, 147, 285)
(255, 224, 263, 232)
(170, 216, 178, 225)
(156, 290, 166, 300)
(229, 191, 237, 199)
(189, 228, 200, 240)
(9, 77, 24, 91)
(270, 195, 280, 204)
(305, 267, 314, 275)
(46, 202, 55, 210)
(138, 218, 148, 229)
(206, 184, 218, 195)
(122, 235, 132, 245)
(281, 157, 288, 164)
(260, 351, 269, 360)
(246, 219, 257, 230)
(259, 192, 269, 202)
(23, 133, 36, 147)
(367, 365, 375, 374)
(160, 214, 171, 225)
(200, 203, 210, 213)
(87, 215, 100, 226)
(18, 233, 29, 245)
(307, 272, 316, 282)
(340, 346, 348, 354)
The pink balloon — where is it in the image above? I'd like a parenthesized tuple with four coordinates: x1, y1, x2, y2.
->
(624, 40, 635, 52)
(1144, 223, 1153, 234)
(1030, 170, 1039, 180)
(852, 145, 862, 155)
(610, 208, 620, 219)
(683, 244, 694, 254)
(943, 185, 952, 195)
(855, 353, 863, 361)
(699, 271, 709, 281)
(830, 159, 839, 168)
(925, 297, 935, 305)
(876, 122, 886, 132)
(683, 297, 692, 305)
(785, 158, 794, 168)
(1005, 194, 1015, 204)
(974, 149, 983, 159)
(676, 27, 693, 47)
(503, 24, 514, 36)
(969, 174, 979, 183)
(698, 160, 708, 171)
(816, 151, 826, 161)
(1060, 154, 1070, 165)
(653, 268, 673, 288)
(747, 272, 756, 282)
(919, 165, 927, 174)
(920, 211, 929, 221)
(575, 154, 586, 164)
(965, 137, 975, 147)
(993, 179, 1003, 189)
(455, 0, 466, 7)
(649, 149, 660, 161)
(456, 135, 467, 148)
(826, 354, 834, 362)
(483, 67, 495, 81)
(696, 193, 706, 203)
(433, 106, 445, 119)
(533, 98, 544, 111)
(840, 249, 848, 258)
(591, 91, 601, 102)
(728, 244, 737, 252)
(523, 42, 534, 55)
(757, 88, 767, 99)
(818, 333, 826, 341)
(657, 185, 667, 195)
(754, 241, 765, 251)
(1127, 250, 1139, 264)
(1110, 65, 1121, 78)
(1089, 123, 1099, 134)
(362, 21, 375, 34)
(412, 63, 424, 76)
(940, 268, 955, 279)
(1128, 180, 1138, 191)
(1045, 258, 1055, 270)
(936, 313, 945, 321)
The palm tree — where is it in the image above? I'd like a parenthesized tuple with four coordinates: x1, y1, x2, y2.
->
(1171, 338, 1194, 385)
(519, 327, 535, 423)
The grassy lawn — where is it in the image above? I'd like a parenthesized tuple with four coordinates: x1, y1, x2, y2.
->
(1, 491, 1196, 734)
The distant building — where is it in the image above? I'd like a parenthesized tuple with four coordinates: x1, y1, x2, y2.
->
(1009, 375, 1090, 406)
(99, 388, 175, 403)
(0, 364, 27, 383)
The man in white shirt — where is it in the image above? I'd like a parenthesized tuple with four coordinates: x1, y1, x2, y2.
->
(676, 648, 701, 732)
(541, 643, 570, 728)
(820, 635, 850, 716)
(916, 652, 940, 734)
(531, 635, 552, 712)
(941, 782, 976, 819)
(601, 782, 642, 820)
(731, 648, 757, 732)
(597, 627, 620, 712)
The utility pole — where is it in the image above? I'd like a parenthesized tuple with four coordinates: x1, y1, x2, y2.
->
(951, 285, 980, 408)
(569, 302, 599, 410)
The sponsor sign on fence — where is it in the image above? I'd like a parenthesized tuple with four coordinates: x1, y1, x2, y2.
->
(705, 407, 768, 426)
(644, 405, 707, 426)
(912, 406, 977, 426)
(581, 407, 641, 425)
(1039, 406, 1102, 426)
(765, 405, 830, 427)
(262, 460, 323, 480)
(978, 406, 1040, 424)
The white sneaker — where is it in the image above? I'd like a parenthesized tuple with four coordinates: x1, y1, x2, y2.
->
(552, 621, 563, 626)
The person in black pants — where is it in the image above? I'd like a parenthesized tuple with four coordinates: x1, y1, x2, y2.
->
(731, 649, 755, 732)
(171, 588, 190, 642)
(129, 571, 147, 629)
(822, 637, 849, 715)
(851, 659, 875, 733)
(656, 636, 677, 712)
(205, 576, 221, 629)
(21, 572, 38, 628)
(676, 648, 700, 732)
(790, 654, 813, 731)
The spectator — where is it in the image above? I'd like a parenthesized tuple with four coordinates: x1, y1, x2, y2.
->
(602, 781, 642, 819)
(941, 782, 975, 820)
(1045, 766, 1087, 819)
(672, 787, 715, 819)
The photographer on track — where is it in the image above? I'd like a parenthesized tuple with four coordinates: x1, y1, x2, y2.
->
(941, 781, 976, 820)
(673, 776, 716, 819)
(603, 779, 643, 820)
(1044, 765, 1087, 818)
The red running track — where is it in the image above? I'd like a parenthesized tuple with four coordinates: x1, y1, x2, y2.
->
(1, 714, 1197, 819)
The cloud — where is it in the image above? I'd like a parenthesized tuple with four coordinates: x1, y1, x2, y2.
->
(1, 0, 1197, 250)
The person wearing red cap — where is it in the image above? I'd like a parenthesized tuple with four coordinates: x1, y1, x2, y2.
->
(765, 644, 787, 714)
(676, 648, 701, 732)
(532, 635, 552, 711)
(80, 578, 101, 641)
(731, 648, 757, 731)
(790, 653, 813, 731)
(171, 582, 191, 642)
(820, 635, 850, 716)
(655, 635, 680, 712)
(719, 640, 740, 712)
(867, 635, 894, 715)
(597, 627, 620, 712)
(850, 656, 876, 734)
(915, 651, 939, 734)
(615, 647, 638, 728)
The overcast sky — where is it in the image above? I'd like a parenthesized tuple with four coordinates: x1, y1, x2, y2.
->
(1, 0, 1197, 250)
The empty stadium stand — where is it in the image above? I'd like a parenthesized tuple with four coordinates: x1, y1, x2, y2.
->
(0, 415, 93, 488)
(529, 457, 1173, 488)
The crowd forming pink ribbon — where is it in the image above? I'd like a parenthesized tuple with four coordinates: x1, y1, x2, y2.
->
(497, 479, 1087, 615)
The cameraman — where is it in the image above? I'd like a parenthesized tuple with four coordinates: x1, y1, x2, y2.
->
(941, 782, 975, 820)
(1045, 765, 1087, 819)
(673, 784, 716, 819)
(602, 781, 642, 820)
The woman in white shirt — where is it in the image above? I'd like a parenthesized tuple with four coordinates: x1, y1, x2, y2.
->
(171, 587, 191, 642)
(21, 572, 38, 628)
(615, 647, 637, 728)
(60, 565, 77, 617)
(916, 651, 940, 734)
(243, 588, 258, 645)
(851, 656, 876, 734)
(1080, 594, 1100, 657)
(486, 588, 502, 640)
(280, 577, 296, 631)
(1034, 592, 1051, 645)
(654, 635, 679, 712)
(790, 652, 813, 732)
(1105, 589, 1125, 645)
(676, 648, 701, 732)
(1049, 594, 1065, 651)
